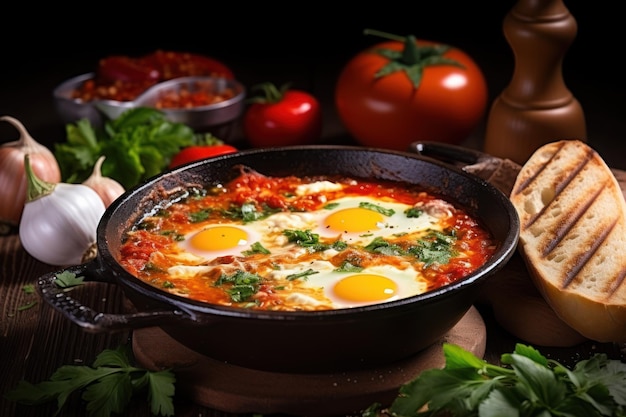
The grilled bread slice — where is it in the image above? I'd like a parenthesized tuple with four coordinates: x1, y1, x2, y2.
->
(510, 139, 626, 343)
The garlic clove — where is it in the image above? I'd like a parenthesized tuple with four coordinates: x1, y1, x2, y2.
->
(82, 156, 126, 207)
(0, 116, 61, 227)
(20, 154, 105, 266)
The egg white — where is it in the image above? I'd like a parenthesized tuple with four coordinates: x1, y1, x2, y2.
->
(269, 260, 428, 309)
(311, 196, 441, 244)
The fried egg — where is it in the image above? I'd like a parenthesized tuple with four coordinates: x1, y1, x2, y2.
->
(170, 187, 452, 309)
(178, 224, 261, 259)
(312, 196, 441, 244)
(268, 261, 428, 309)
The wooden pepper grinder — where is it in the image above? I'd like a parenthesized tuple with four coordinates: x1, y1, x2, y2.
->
(483, 0, 587, 165)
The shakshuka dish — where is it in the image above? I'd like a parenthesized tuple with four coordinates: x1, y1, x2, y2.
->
(118, 166, 496, 311)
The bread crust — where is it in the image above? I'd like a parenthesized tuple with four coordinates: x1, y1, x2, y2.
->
(510, 140, 626, 342)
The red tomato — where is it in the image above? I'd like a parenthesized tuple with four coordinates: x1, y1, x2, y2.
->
(335, 34, 488, 150)
(169, 145, 238, 169)
(243, 82, 322, 147)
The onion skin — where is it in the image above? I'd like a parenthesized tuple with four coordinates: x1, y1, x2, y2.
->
(82, 156, 125, 207)
(0, 116, 61, 226)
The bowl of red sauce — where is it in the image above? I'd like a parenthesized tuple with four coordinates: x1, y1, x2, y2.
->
(53, 50, 246, 133)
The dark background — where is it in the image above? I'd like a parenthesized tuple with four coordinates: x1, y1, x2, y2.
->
(1, 2, 624, 169)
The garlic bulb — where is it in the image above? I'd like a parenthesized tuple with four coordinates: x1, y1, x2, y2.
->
(19, 154, 105, 266)
(83, 156, 125, 207)
(0, 116, 61, 226)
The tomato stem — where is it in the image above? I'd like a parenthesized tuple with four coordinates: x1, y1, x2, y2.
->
(363, 28, 463, 89)
(248, 82, 292, 105)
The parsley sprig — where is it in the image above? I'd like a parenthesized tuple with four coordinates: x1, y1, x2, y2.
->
(5, 345, 176, 417)
(54, 107, 198, 189)
(363, 343, 626, 417)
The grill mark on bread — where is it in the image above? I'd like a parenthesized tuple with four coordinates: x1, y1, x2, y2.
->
(609, 268, 626, 295)
(540, 184, 605, 256)
(512, 141, 567, 197)
(561, 217, 616, 289)
(522, 149, 594, 230)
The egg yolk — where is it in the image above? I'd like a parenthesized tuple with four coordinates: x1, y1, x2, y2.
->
(324, 207, 384, 233)
(333, 274, 398, 302)
(189, 226, 248, 251)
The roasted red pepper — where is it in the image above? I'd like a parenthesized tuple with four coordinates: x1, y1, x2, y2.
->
(97, 56, 160, 84)
(142, 50, 234, 80)
(73, 50, 235, 103)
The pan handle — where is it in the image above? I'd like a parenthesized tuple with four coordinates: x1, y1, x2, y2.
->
(408, 141, 493, 167)
(36, 260, 189, 333)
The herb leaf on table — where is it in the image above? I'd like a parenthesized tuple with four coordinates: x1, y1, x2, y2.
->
(4, 344, 175, 417)
(363, 343, 626, 417)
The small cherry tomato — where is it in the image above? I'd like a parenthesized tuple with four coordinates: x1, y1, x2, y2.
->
(169, 144, 238, 169)
(243, 82, 322, 147)
(335, 30, 488, 150)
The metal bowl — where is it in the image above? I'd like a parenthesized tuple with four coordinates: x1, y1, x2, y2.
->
(53, 73, 246, 132)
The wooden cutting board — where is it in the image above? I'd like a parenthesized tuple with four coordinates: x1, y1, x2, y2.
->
(133, 306, 486, 416)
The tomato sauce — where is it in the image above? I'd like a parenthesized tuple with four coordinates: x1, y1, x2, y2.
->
(72, 50, 234, 104)
(118, 169, 496, 311)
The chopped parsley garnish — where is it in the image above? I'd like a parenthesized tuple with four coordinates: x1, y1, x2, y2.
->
(404, 207, 424, 218)
(215, 270, 262, 302)
(323, 202, 340, 210)
(22, 284, 35, 294)
(408, 229, 458, 267)
(54, 271, 85, 289)
(364, 237, 406, 256)
(286, 268, 319, 281)
(158, 230, 185, 241)
(359, 201, 395, 216)
(188, 209, 211, 223)
(222, 202, 281, 223)
(281, 229, 325, 252)
(242, 242, 271, 255)
(331, 240, 348, 251)
(17, 301, 37, 311)
(334, 261, 364, 272)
